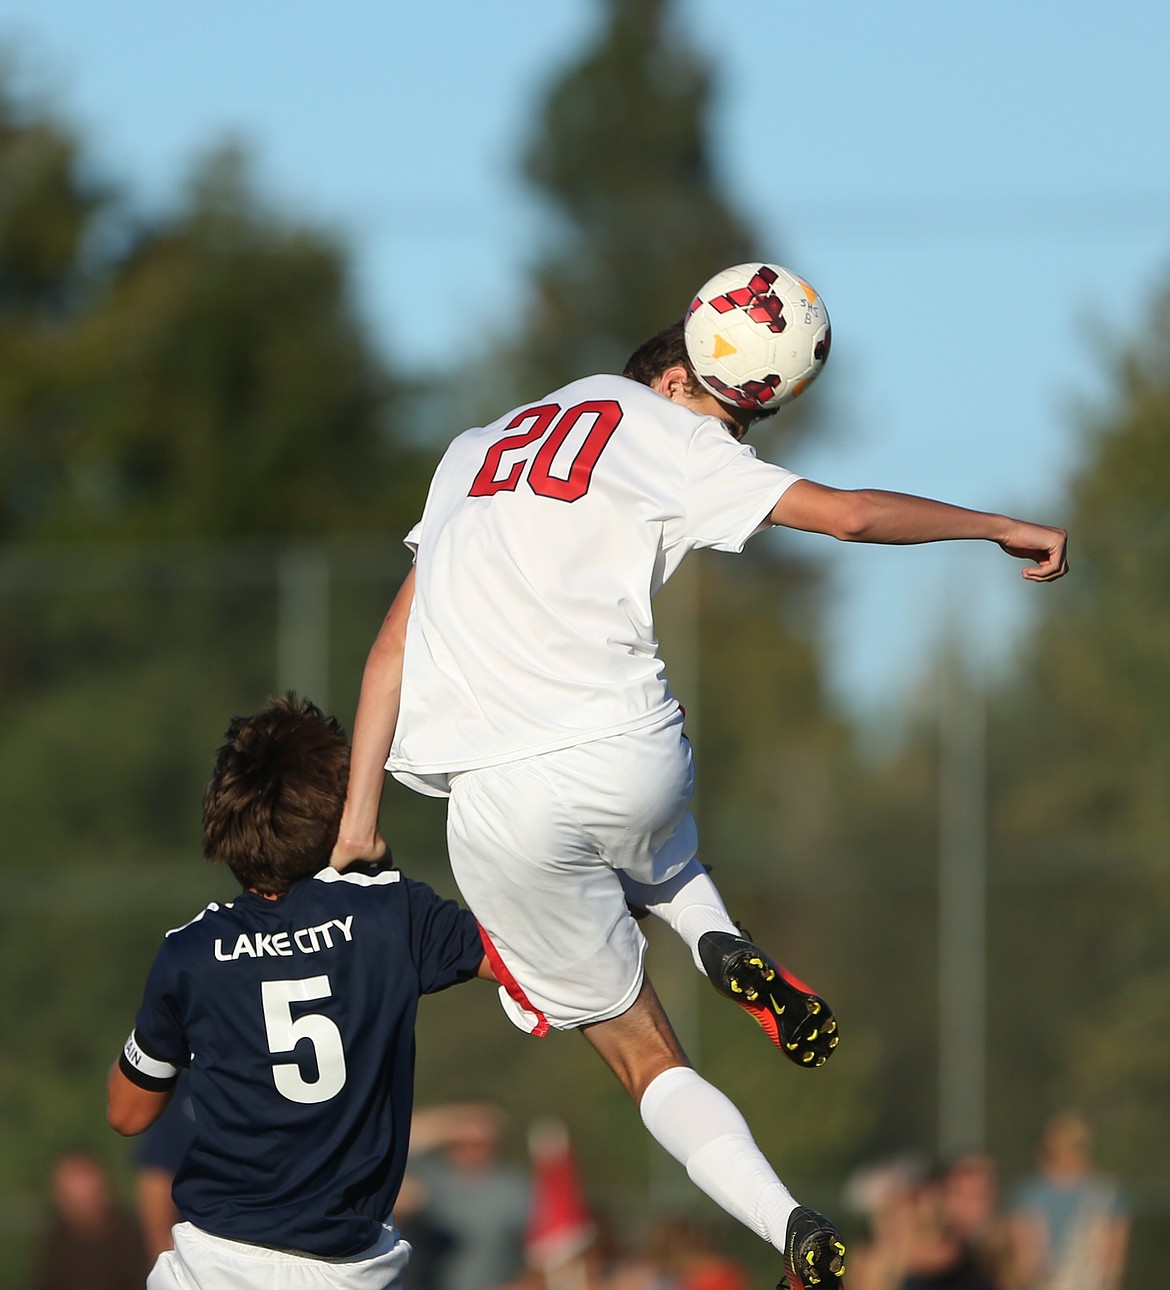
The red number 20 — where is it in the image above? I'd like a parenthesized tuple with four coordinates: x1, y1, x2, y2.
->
(468, 400, 622, 502)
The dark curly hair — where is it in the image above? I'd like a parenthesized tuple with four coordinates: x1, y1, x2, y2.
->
(622, 320, 698, 391)
(202, 693, 349, 894)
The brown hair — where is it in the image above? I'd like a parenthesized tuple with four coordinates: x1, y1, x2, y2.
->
(622, 319, 776, 434)
(622, 320, 698, 391)
(202, 693, 349, 894)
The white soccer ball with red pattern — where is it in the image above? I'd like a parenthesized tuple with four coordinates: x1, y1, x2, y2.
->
(684, 263, 831, 412)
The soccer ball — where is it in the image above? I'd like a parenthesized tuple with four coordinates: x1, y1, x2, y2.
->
(684, 263, 831, 412)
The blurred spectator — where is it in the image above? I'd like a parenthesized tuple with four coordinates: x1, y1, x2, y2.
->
(844, 1154, 1002, 1290)
(843, 1155, 931, 1290)
(543, 1210, 751, 1290)
(1006, 1110, 1130, 1290)
(580, 1212, 670, 1290)
(30, 1150, 150, 1290)
(526, 1117, 598, 1290)
(900, 1165, 1000, 1289)
(133, 1072, 196, 1260)
(650, 1215, 750, 1290)
(938, 1151, 1011, 1288)
(400, 1102, 531, 1290)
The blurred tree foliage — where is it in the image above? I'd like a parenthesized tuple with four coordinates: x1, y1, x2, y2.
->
(0, 72, 438, 1246)
(986, 281, 1170, 1182)
(2, 4, 1168, 1283)
(815, 283, 1170, 1284)
(52, 150, 398, 543)
(0, 102, 429, 862)
(0, 78, 104, 540)
(496, 0, 753, 397)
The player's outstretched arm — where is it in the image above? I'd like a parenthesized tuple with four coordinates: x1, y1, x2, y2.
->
(330, 567, 416, 870)
(769, 480, 1069, 581)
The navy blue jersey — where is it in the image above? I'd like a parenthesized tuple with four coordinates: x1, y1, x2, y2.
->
(119, 865, 483, 1258)
(135, 1073, 196, 1172)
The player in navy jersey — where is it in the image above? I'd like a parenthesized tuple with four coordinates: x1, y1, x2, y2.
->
(107, 694, 493, 1290)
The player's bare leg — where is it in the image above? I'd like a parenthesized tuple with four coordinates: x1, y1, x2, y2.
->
(580, 975, 844, 1287)
(578, 972, 689, 1103)
(619, 861, 840, 1069)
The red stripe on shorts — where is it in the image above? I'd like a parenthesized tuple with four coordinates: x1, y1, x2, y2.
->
(478, 923, 550, 1037)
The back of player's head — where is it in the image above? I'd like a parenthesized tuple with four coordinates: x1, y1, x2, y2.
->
(622, 320, 698, 392)
(622, 320, 777, 433)
(203, 693, 348, 894)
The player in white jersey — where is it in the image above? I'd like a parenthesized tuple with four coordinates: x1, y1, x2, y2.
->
(334, 318, 1068, 1290)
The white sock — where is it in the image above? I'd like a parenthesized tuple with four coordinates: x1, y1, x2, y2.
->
(638, 1065, 797, 1249)
(620, 858, 741, 971)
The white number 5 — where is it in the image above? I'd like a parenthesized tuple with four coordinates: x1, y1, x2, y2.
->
(260, 976, 347, 1104)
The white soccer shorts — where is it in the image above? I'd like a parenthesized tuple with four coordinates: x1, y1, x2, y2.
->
(148, 1221, 410, 1290)
(446, 710, 697, 1033)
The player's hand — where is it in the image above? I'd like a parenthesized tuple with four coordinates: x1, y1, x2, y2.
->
(998, 521, 1069, 582)
(329, 832, 388, 871)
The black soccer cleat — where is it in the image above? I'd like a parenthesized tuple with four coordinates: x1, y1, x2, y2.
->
(697, 930, 839, 1068)
(780, 1205, 846, 1289)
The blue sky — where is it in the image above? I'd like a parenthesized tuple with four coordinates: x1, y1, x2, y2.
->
(4, 0, 1168, 726)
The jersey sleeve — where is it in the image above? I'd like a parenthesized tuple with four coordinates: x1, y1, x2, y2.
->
(403, 877, 485, 995)
(683, 419, 801, 552)
(120, 946, 189, 1090)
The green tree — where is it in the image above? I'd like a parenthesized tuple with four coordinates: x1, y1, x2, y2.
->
(510, 0, 752, 391)
(0, 74, 107, 541)
(36, 146, 427, 542)
(0, 74, 442, 1253)
(989, 275, 1170, 1182)
(0, 135, 429, 858)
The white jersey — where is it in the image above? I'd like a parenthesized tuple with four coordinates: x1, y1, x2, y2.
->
(388, 373, 800, 794)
